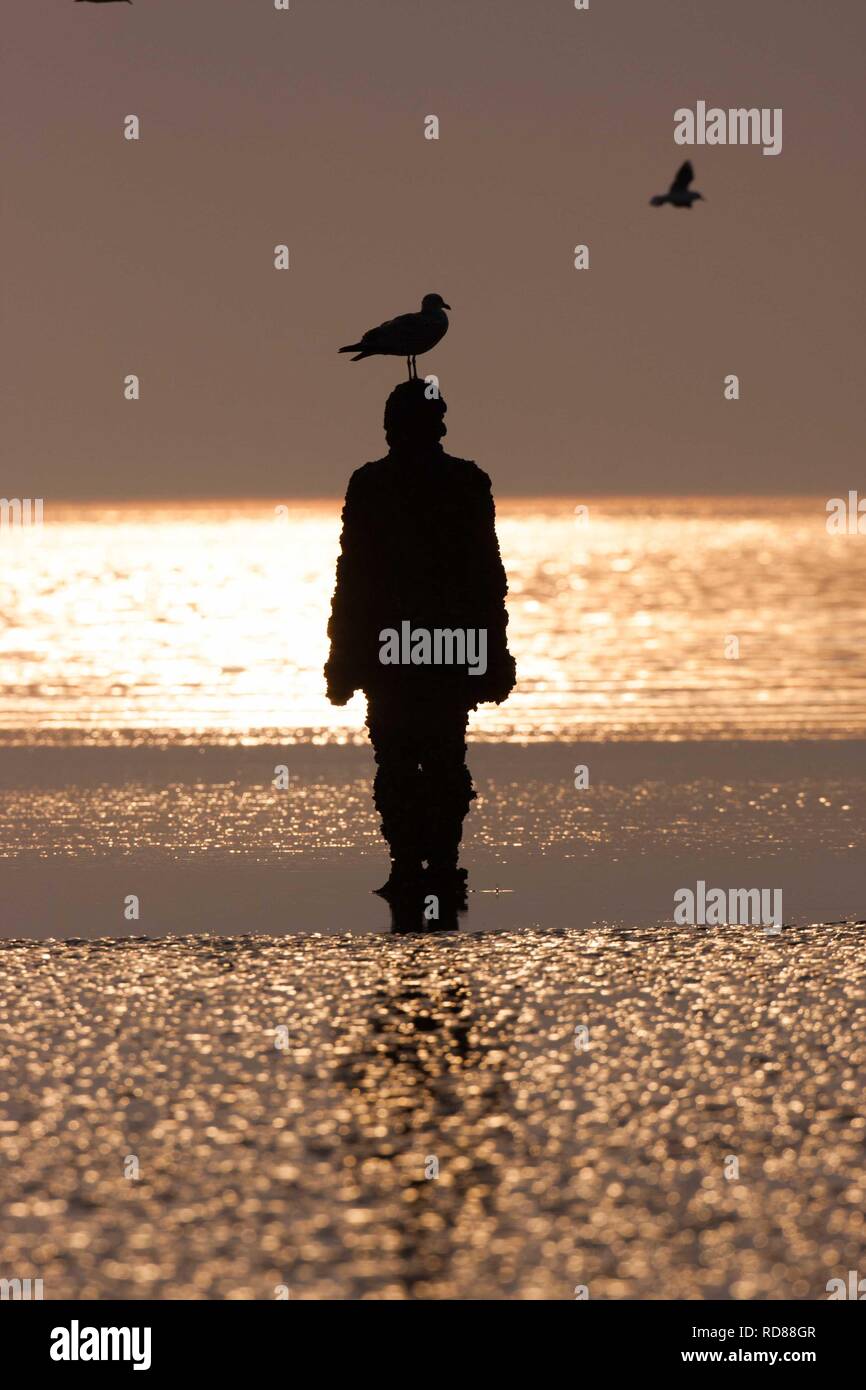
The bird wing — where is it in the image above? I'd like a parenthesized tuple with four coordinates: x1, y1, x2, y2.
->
(670, 161, 694, 193)
(360, 310, 445, 355)
(358, 312, 415, 349)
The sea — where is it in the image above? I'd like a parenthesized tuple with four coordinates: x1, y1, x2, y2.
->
(1, 496, 863, 744)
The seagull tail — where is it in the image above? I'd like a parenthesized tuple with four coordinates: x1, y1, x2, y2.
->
(339, 343, 373, 361)
(338, 343, 362, 354)
(649, 195, 668, 207)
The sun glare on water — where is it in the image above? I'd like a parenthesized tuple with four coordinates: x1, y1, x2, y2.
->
(0, 496, 862, 745)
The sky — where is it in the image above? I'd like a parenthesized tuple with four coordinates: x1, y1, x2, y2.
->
(5, 0, 864, 498)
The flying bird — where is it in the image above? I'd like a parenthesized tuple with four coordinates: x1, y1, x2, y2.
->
(650, 161, 704, 208)
(339, 294, 450, 379)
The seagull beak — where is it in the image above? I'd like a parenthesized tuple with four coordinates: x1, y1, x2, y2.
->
(443, 302, 451, 310)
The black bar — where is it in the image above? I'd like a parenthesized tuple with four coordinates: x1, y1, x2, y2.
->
(7, 1298, 861, 1376)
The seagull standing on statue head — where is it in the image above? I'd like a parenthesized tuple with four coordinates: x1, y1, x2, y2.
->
(339, 294, 451, 380)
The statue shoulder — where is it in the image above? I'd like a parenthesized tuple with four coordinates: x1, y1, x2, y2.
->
(441, 453, 492, 492)
(345, 456, 391, 494)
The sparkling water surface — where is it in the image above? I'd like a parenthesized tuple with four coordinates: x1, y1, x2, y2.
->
(1, 497, 862, 743)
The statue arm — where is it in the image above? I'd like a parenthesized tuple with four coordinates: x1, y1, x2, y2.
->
(324, 472, 371, 705)
(469, 473, 517, 703)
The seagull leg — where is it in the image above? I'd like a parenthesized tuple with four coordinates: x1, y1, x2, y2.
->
(411, 355, 417, 380)
(406, 356, 412, 380)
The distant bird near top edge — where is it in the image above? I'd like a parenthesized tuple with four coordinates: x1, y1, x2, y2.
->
(650, 161, 704, 208)
(339, 294, 451, 380)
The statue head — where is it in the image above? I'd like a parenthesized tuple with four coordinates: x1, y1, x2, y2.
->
(383, 380, 447, 452)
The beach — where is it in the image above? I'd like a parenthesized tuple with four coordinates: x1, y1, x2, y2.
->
(1, 500, 864, 1299)
(0, 739, 862, 939)
(1, 740, 863, 937)
(1, 738, 864, 1297)
(2, 920, 864, 1300)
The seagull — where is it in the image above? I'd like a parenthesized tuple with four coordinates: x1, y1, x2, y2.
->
(650, 161, 704, 208)
(339, 293, 450, 379)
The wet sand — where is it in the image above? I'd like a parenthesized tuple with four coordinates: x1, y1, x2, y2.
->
(1, 741, 864, 936)
(1, 740, 863, 1298)
(1, 922, 864, 1299)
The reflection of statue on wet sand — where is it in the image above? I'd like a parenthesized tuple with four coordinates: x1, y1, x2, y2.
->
(325, 380, 515, 921)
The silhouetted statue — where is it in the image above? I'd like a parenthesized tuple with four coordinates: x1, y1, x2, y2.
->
(325, 380, 515, 909)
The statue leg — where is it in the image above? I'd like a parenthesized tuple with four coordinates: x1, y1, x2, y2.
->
(367, 702, 424, 875)
(419, 705, 474, 872)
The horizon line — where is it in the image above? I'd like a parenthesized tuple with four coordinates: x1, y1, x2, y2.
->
(12, 490, 837, 507)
